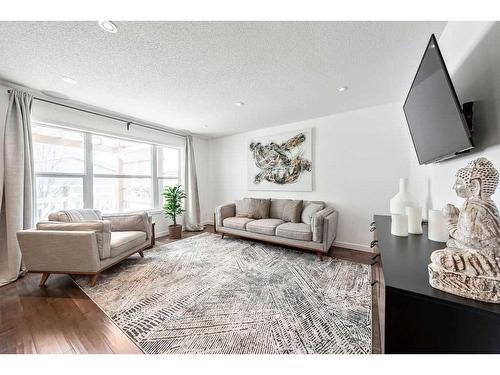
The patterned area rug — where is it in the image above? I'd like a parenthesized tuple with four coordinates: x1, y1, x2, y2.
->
(75, 233, 372, 354)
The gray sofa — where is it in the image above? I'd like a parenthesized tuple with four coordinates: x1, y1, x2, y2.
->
(215, 199, 338, 259)
(16, 209, 153, 287)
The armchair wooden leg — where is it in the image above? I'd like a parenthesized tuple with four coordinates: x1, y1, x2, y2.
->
(316, 251, 324, 261)
(139, 250, 144, 258)
(221, 233, 225, 239)
(39, 273, 50, 287)
(88, 273, 100, 287)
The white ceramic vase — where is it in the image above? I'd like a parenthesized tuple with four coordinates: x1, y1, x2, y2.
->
(390, 178, 416, 214)
(391, 214, 408, 237)
(406, 206, 423, 234)
(428, 209, 449, 242)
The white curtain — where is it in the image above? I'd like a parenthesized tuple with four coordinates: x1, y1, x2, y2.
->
(183, 135, 203, 231)
(0, 89, 34, 286)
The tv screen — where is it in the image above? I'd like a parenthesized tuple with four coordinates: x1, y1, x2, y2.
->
(403, 34, 473, 165)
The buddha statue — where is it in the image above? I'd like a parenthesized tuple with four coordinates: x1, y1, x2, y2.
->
(428, 157, 500, 303)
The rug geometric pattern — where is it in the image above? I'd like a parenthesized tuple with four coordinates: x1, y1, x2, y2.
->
(75, 233, 371, 354)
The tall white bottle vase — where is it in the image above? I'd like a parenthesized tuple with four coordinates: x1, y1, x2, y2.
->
(390, 178, 416, 214)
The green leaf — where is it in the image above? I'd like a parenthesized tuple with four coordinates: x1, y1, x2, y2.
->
(161, 185, 186, 225)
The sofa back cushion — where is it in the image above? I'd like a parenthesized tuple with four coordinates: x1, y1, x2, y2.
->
(269, 199, 291, 219)
(48, 209, 102, 222)
(301, 202, 325, 224)
(282, 200, 303, 223)
(247, 198, 271, 219)
(235, 198, 250, 217)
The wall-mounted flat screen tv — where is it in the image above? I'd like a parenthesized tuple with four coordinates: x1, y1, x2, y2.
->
(403, 34, 473, 165)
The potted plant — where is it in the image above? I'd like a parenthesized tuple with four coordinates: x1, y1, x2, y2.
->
(162, 185, 186, 239)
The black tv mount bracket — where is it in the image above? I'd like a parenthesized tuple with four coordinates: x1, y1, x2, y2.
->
(462, 101, 474, 136)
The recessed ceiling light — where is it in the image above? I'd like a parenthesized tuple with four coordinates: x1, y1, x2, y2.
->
(99, 21, 118, 33)
(61, 75, 77, 85)
(338, 86, 348, 92)
(235, 102, 245, 107)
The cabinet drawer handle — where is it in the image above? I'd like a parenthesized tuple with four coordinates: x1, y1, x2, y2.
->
(370, 240, 378, 248)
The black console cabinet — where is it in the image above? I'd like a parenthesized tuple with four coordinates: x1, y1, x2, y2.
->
(373, 215, 500, 353)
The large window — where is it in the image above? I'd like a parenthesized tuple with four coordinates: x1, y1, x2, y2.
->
(92, 135, 152, 212)
(32, 125, 85, 220)
(157, 145, 180, 204)
(32, 123, 181, 220)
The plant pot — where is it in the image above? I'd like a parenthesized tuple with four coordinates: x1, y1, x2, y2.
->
(169, 224, 182, 239)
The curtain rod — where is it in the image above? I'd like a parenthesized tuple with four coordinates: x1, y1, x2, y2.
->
(7, 89, 188, 139)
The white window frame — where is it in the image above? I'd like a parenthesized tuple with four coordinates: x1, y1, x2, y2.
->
(156, 144, 183, 209)
(32, 121, 182, 219)
(32, 123, 87, 219)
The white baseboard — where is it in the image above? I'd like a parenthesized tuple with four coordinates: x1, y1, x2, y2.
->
(157, 226, 371, 253)
(333, 240, 371, 253)
(155, 222, 212, 238)
(155, 230, 169, 238)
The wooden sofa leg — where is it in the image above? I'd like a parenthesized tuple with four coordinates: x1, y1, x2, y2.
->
(221, 233, 225, 239)
(139, 250, 145, 258)
(88, 273, 100, 287)
(39, 272, 50, 287)
(316, 251, 324, 261)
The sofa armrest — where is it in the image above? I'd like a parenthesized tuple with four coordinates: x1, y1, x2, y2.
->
(215, 204, 236, 229)
(322, 210, 338, 252)
(36, 220, 112, 259)
(102, 212, 152, 242)
(16, 230, 101, 273)
(311, 207, 336, 243)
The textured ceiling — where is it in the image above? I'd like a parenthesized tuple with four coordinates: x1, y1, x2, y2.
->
(0, 21, 447, 137)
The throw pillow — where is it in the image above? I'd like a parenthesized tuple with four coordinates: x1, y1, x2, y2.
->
(282, 200, 303, 223)
(247, 198, 271, 219)
(235, 198, 250, 217)
(301, 203, 323, 225)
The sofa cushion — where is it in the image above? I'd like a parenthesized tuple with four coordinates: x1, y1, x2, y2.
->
(301, 203, 324, 224)
(269, 199, 291, 219)
(247, 219, 285, 236)
(110, 231, 147, 258)
(223, 217, 254, 230)
(235, 198, 250, 217)
(276, 222, 313, 241)
(48, 209, 102, 222)
(283, 200, 303, 223)
(247, 198, 271, 219)
(103, 212, 151, 241)
(37, 220, 112, 259)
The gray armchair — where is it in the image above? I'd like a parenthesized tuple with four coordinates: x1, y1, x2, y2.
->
(16, 209, 153, 287)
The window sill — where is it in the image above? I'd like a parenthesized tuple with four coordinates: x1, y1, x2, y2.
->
(146, 209, 164, 215)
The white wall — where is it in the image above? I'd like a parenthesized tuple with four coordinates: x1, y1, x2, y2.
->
(409, 22, 500, 213)
(208, 102, 412, 250)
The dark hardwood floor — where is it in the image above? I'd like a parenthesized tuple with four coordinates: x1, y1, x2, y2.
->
(0, 225, 379, 354)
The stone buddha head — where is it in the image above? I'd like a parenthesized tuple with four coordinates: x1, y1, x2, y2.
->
(454, 157, 499, 200)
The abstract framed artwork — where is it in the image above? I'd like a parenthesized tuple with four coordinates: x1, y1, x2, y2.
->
(247, 129, 313, 191)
